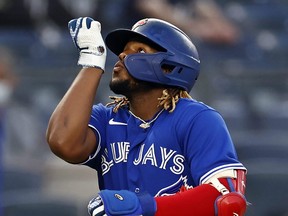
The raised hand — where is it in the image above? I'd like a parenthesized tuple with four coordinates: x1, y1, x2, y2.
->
(68, 17, 107, 70)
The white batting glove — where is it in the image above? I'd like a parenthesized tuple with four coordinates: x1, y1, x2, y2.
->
(88, 196, 106, 216)
(68, 17, 107, 70)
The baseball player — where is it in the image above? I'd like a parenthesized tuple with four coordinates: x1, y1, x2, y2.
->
(46, 17, 247, 216)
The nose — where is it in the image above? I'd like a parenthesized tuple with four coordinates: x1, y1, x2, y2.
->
(118, 52, 127, 61)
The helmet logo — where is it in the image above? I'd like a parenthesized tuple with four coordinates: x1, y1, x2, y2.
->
(132, 18, 148, 30)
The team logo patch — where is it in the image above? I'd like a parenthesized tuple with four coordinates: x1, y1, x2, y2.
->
(132, 18, 148, 30)
(97, 46, 105, 55)
(114, 193, 124, 201)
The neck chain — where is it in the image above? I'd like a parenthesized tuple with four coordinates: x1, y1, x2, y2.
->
(129, 109, 165, 129)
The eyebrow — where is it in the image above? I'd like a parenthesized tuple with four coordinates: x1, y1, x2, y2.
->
(128, 37, 165, 52)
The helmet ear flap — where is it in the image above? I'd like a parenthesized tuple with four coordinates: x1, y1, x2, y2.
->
(124, 52, 198, 91)
(124, 52, 171, 84)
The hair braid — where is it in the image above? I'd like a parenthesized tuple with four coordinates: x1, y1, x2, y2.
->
(106, 88, 191, 113)
(158, 88, 192, 112)
(106, 96, 129, 113)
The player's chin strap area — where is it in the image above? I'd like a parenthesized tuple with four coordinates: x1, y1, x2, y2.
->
(209, 170, 247, 216)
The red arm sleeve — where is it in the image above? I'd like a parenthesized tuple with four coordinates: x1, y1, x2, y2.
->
(155, 184, 220, 216)
(155, 178, 240, 216)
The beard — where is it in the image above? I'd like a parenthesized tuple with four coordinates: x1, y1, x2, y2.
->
(109, 77, 164, 97)
(109, 78, 134, 96)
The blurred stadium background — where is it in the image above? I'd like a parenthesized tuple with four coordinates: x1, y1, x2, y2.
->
(1, 0, 288, 215)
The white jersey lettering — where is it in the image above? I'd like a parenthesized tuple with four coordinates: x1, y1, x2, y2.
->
(159, 147, 176, 170)
(111, 142, 130, 163)
(102, 142, 185, 176)
(142, 144, 158, 166)
(133, 144, 145, 165)
(170, 154, 185, 175)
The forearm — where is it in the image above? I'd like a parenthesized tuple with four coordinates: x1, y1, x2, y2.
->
(46, 67, 102, 163)
(155, 175, 247, 216)
(155, 184, 219, 216)
(87, 183, 223, 216)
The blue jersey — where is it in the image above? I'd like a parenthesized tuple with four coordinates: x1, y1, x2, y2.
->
(84, 98, 246, 196)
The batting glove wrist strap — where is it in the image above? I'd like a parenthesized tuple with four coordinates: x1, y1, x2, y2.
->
(68, 17, 107, 70)
(137, 192, 157, 216)
(88, 189, 156, 216)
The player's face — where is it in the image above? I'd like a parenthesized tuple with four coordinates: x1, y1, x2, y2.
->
(109, 41, 158, 96)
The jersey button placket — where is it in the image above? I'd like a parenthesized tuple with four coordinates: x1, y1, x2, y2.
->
(126, 145, 143, 193)
(135, 187, 140, 193)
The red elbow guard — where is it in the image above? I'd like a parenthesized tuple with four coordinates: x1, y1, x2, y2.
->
(213, 170, 247, 216)
(215, 192, 247, 216)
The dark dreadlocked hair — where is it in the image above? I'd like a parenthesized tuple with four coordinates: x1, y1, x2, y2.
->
(106, 88, 192, 113)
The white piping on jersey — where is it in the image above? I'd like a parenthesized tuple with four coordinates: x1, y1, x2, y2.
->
(79, 124, 102, 165)
(129, 108, 165, 129)
(200, 163, 246, 185)
(202, 169, 236, 184)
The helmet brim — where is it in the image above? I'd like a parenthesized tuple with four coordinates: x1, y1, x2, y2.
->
(105, 29, 164, 56)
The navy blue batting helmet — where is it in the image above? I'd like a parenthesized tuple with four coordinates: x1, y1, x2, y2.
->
(105, 18, 200, 92)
